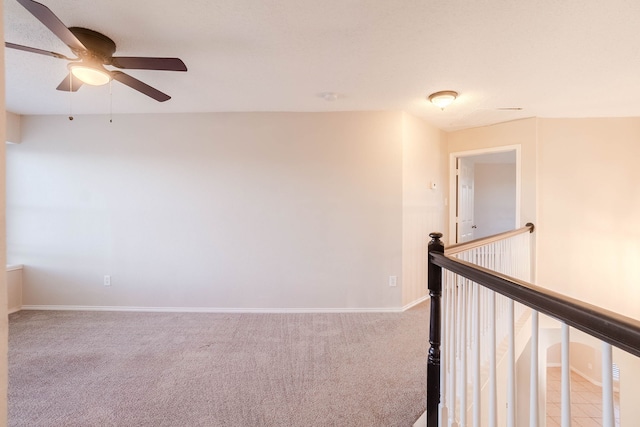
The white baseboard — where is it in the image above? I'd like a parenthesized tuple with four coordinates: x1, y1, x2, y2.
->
(20, 304, 405, 314)
(402, 295, 429, 311)
(8, 307, 21, 314)
(570, 365, 602, 387)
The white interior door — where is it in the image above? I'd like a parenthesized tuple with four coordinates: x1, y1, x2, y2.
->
(457, 157, 475, 243)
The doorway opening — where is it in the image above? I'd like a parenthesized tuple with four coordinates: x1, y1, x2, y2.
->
(449, 145, 521, 244)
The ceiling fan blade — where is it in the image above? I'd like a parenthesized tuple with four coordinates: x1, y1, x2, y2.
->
(111, 57, 187, 71)
(17, 0, 86, 52)
(111, 71, 171, 102)
(5, 42, 73, 60)
(56, 73, 83, 92)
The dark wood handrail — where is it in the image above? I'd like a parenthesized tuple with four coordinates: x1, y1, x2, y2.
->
(430, 252, 640, 358)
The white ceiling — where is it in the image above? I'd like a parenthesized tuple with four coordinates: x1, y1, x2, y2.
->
(5, 0, 640, 131)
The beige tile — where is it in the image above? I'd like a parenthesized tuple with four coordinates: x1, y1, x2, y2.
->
(573, 417, 602, 427)
(579, 390, 602, 402)
(571, 404, 590, 417)
(548, 379, 561, 391)
(547, 367, 621, 427)
(574, 403, 603, 418)
(548, 369, 562, 380)
(546, 416, 561, 427)
(572, 391, 592, 404)
(572, 372, 589, 383)
(573, 381, 591, 392)
(547, 390, 561, 403)
(547, 402, 561, 417)
(549, 416, 563, 426)
(571, 391, 602, 406)
(582, 382, 601, 393)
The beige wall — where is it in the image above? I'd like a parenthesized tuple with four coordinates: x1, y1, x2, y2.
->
(536, 118, 640, 422)
(547, 341, 602, 384)
(7, 267, 22, 313)
(5, 112, 21, 144)
(447, 118, 538, 237)
(401, 113, 447, 307)
(7, 112, 420, 310)
(0, 0, 9, 420)
(447, 117, 639, 318)
(537, 118, 640, 318)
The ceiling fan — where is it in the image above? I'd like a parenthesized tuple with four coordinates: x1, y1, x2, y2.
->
(5, 0, 187, 102)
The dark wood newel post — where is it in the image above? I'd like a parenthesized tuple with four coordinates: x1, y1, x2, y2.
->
(427, 232, 444, 427)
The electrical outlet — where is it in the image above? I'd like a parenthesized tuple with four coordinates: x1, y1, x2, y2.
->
(104, 275, 111, 286)
(389, 276, 397, 287)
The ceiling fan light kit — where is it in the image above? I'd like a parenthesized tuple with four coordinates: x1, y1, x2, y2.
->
(5, 0, 187, 102)
(68, 63, 111, 86)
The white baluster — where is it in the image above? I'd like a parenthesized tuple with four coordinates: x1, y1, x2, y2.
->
(449, 276, 458, 427)
(460, 280, 467, 427)
(602, 342, 614, 427)
(472, 283, 481, 427)
(561, 323, 571, 427)
(488, 291, 497, 427)
(530, 311, 539, 427)
(440, 279, 448, 425)
(507, 300, 515, 427)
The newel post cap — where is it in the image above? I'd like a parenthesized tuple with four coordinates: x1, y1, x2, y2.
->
(428, 232, 445, 253)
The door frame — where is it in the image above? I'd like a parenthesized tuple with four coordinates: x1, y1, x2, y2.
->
(448, 144, 522, 244)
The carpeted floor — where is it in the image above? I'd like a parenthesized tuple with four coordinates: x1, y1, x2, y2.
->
(9, 302, 429, 427)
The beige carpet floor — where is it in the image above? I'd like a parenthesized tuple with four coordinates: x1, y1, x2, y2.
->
(9, 302, 429, 426)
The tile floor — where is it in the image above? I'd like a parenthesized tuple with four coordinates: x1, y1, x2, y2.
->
(546, 367, 620, 427)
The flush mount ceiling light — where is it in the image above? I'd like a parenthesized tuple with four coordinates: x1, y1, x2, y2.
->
(318, 92, 339, 101)
(428, 90, 458, 110)
(68, 62, 111, 86)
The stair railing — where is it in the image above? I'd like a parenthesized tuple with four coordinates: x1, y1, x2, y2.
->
(425, 224, 640, 427)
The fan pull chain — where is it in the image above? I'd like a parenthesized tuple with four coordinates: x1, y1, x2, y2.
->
(68, 73, 74, 121)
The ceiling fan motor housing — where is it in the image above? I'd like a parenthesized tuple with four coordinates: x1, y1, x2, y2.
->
(69, 27, 116, 63)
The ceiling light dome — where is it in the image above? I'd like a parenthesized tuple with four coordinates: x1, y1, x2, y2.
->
(428, 91, 458, 110)
(68, 62, 111, 86)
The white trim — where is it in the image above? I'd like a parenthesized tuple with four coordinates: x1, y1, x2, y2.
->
(6, 264, 23, 272)
(402, 295, 429, 311)
(8, 307, 21, 314)
(20, 304, 404, 314)
(448, 145, 522, 244)
(570, 365, 601, 387)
